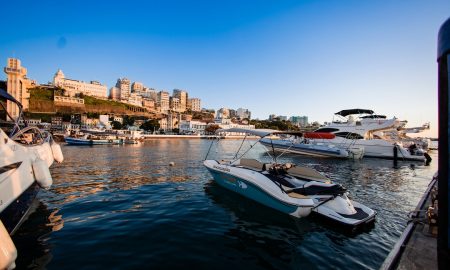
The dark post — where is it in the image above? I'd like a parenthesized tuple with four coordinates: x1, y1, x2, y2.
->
(437, 17, 450, 270)
(393, 145, 398, 167)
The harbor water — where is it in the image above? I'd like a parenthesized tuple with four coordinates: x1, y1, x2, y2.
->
(13, 139, 437, 269)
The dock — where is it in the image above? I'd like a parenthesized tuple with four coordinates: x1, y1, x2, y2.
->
(380, 174, 438, 270)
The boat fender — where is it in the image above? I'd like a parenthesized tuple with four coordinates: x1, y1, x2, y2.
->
(51, 142, 64, 163)
(0, 220, 17, 270)
(32, 158, 53, 188)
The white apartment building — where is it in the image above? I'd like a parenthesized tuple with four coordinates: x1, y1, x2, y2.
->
(173, 89, 187, 112)
(53, 69, 107, 98)
(132, 82, 143, 94)
(142, 87, 158, 101)
(4, 58, 35, 118)
(187, 98, 201, 112)
(109, 86, 121, 100)
(157, 91, 170, 113)
(236, 108, 251, 120)
(116, 78, 131, 101)
(170, 97, 181, 112)
(128, 93, 143, 107)
(179, 120, 207, 135)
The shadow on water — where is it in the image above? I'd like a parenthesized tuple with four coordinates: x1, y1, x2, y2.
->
(204, 180, 373, 238)
(12, 200, 64, 269)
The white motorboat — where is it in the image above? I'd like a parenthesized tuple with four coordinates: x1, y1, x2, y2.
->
(312, 109, 431, 162)
(0, 88, 63, 269)
(204, 128, 376, 228)
(259, 132, 364, 159)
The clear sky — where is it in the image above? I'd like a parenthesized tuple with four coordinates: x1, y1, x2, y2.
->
(1, 0, 448, 137)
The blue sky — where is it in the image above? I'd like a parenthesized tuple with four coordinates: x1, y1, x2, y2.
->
(1, 0, 448, 137)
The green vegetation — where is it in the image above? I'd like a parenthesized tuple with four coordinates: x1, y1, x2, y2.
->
(140, 119, 160, 131)
(249, 120, 300, 131)
(83, 95, 127, 109)
(29, 87, 54, 101)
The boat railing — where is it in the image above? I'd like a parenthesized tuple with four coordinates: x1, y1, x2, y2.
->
(10, 126, 52, 146)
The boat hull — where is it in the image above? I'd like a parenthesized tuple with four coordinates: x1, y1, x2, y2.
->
(204, 161, 313, 218)
(260, 139, 349, 158)
(0, 182, 40, 234)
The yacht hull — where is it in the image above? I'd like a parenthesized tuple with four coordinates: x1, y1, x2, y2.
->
(260, 139, 349, 158)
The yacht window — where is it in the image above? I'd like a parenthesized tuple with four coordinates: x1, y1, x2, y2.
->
(314, 128, 339, 133)
(334, 132, 363, 139)
(356, 121, 361, 126)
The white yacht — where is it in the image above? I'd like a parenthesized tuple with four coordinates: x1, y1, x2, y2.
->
(312, 109, 430, 162)
(0, 88, 63, 269)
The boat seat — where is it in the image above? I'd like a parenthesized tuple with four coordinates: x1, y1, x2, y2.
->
(288, 166, 330, 183)
(239, 158, 264, 171)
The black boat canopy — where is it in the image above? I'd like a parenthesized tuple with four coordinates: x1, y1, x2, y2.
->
(360, 114, 387, 119)
(0, 88, 22, 108)
(335, 109, 374, 117)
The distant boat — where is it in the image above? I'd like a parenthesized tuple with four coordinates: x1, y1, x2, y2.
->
(65, 134, 123, 145)
(260, 132, 364, 159)
(312, 109, 431, 162)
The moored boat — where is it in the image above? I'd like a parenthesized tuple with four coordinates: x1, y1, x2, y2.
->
(204, 128, 376, 228)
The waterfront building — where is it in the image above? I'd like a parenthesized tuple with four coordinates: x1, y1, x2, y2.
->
(4, 58, 36, 118)
(179, 120, 207, 135)
(116, 78, 131, 101)
(269, 114, 277, 121)
(53, 69, 107, 98)
(187, 98, 201, 112)
(159, 113, 181, 131)
(109, 86, 121, 100)
(236, 108, 251, 120)
(157, 91, 170, 113)
(173, 89, 187, 112)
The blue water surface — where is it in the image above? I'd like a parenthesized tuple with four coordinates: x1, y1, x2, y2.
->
(13, 139, 438, 269)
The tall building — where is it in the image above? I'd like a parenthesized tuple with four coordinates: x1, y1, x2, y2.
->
(157, 90, 170, 113)
(290, 116, 308, 127)
(131, 82, 143, 95)
(170, 97, 181, 112)
(187, 98, 201, 112)
(53, 69, 107, 98)
(173, 89, 187, 112)
(236, 108, 251, 120)
(4, 58, 35, 119)
(109, 86, 121, 100)
(115, 78, 130, 101)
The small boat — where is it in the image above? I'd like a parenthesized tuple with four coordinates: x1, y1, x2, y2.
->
(0, 88, 63, 269)
(65, 133, 124, 145)
(204, 128, 376, 228)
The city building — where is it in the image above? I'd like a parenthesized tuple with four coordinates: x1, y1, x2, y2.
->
(179, 120, 207, 135)
(53, 69, 107, 98)
(115, 78, 131, 101)
(128, 93, 143, 107)
(142, 87, 158, 101)
(216, 108, 230, 119)
(289, 116, 309, 127)
(236, 108, 251, 120)
(157, 91, 170, 113)
(187, 98, 201, 112)
(142, 98, 155, 111)
(131, 82, 143, 95)
(170, 97, 181, 112)
(173, 89, 187, 112)
(4, 58, 36, 118)
(109, 86, 121, 100)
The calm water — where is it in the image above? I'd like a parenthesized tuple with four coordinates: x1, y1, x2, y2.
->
(13, 139, 437, 269)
